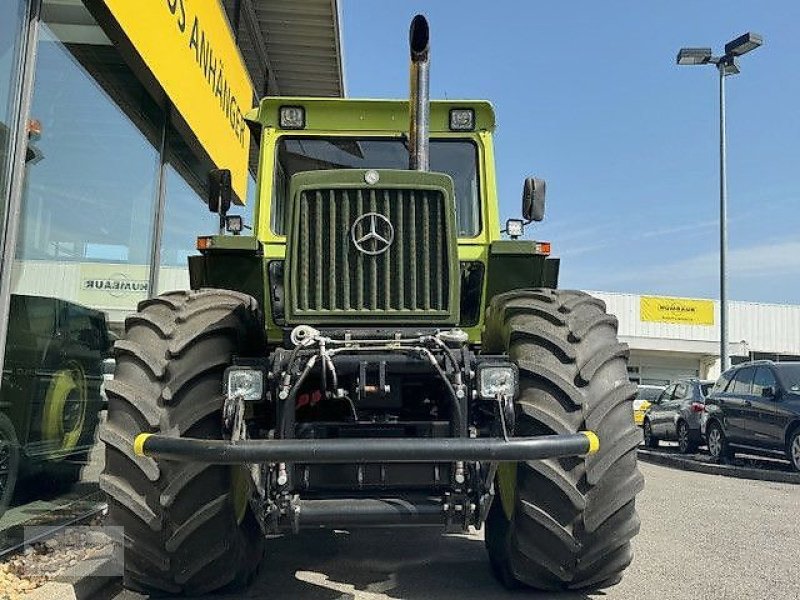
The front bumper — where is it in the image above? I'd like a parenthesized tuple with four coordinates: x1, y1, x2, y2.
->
(133, 431, 600, 464)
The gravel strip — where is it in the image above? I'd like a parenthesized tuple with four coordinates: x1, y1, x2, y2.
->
(0, 516, 113, 600)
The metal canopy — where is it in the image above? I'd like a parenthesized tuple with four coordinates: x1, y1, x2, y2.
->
(247, 0, 344, 98)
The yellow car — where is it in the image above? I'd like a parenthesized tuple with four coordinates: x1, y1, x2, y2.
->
(633, 385, 665, 426)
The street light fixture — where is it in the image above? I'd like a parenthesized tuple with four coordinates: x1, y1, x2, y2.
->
(677, 32, 763, 373)
(725, 32, 763, 57)
(676, 48, 712, 65)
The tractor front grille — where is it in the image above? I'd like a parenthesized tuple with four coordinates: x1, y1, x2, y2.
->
(290, 186, 453, 322)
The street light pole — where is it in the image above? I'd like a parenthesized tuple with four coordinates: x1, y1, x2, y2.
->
(676, 33, 762, 374)
(718, 62, 729, 371)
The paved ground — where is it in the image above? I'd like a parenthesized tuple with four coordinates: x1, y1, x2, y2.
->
(109, 462, 800, 600)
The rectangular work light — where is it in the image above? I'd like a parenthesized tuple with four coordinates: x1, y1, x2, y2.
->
(477, 363, 519, 400)
(449, 108, 475, 131)
(279, 105, 306, 129)
(225, 366, 265, 402)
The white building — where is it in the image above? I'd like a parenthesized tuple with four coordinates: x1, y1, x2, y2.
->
(591, 291, 800, 385)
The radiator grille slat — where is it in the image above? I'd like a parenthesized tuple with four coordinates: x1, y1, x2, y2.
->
(295, 186, 450, 318)
(300, 193, 310, 310)
(356, 189, 364, 310)
(328, 189, 336, 310)
(341, 189, 351, 310)
(314, 191, 323, 310)
(383, 189, 391, 310)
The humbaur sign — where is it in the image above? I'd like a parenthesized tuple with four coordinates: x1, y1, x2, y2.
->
(83, 275, 149, 297)
(78, 263, 149, 309)
(640, 296, 715, 325)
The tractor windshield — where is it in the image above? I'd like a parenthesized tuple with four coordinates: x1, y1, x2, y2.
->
(272, 137, 480, 237)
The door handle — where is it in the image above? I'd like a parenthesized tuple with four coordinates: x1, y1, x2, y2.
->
(744, 400, 752, 407)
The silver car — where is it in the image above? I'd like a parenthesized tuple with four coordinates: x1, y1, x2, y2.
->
(642, 379, 714, 453)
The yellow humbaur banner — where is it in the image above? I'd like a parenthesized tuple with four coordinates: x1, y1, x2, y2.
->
(640, 296, 715, 326)
(102, 0, 252, 201)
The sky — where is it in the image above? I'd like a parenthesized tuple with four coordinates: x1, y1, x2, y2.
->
(340, 1, 800, 304)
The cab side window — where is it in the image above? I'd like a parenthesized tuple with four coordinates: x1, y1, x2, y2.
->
(731, 367, 755, 395)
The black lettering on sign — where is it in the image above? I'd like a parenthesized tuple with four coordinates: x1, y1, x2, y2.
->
(166, 0, 186, 32)
(166, 5, 247, 148)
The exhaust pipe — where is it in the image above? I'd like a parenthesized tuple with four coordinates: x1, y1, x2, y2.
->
(408, 14, 430, 171)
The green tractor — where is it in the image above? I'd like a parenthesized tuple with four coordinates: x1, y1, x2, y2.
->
(102, 15, 643, 595)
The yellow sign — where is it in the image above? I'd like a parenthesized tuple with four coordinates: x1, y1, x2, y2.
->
(101, 0, 252, 201)
(640, 296, 715, 326)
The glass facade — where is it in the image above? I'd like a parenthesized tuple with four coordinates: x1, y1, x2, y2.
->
(14, 16, 162, 329)
(0, 0, 258, 536)
(0, 0, 29, 254)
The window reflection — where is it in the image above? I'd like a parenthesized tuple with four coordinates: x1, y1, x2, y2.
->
(0, 0, 257, 534)
(15, 24, 161, 266)
(0, 0, 28, 234)
(2, 1, 160, 526)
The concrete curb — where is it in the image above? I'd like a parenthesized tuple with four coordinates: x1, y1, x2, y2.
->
(25, 558, 120, 600)
(637, 448, 800, 485)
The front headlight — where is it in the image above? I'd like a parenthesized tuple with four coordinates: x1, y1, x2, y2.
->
(225, 367, 264, 402)
(478, 364, 519, 400)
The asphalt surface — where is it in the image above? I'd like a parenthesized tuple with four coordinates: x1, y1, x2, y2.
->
(108, 462, 800, 600)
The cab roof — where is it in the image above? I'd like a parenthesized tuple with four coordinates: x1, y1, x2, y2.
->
(246, 97, 496, 133)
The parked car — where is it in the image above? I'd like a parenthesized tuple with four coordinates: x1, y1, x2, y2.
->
(634, 384, 665, 426)
(703, 361, 800, 471)
(642, 379, 713, 453)
(0, 294, 112, 517)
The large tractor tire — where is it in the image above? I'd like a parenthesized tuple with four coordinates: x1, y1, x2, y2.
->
(483, 289, 643, 591)
(100, 289, 265, 595)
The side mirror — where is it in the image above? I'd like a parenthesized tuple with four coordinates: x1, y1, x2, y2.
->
(208, 168, 232, 215)
(522, 177, 546, 222)
(762, 385, 776, 398)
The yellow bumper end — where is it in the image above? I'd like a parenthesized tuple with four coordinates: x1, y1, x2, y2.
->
(133, 433, 153, 457)
(582, 431, 600, 455)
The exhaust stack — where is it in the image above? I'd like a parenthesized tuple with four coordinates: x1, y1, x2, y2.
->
(408, 15, 430, 171)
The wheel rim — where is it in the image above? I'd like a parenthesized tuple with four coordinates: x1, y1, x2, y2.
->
(497, 463, 517, 520)
(42, 362, 88, 458)
(791, 436, 800, 470)
(708, 427, 721, 457)
(230, 466, 250, 525)
(678, 424, 688, 452)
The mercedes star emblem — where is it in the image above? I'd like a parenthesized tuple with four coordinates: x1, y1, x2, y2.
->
(351, 212, 394, 255)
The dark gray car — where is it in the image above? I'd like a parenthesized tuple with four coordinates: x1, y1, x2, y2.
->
(643, 379, 713, 453)
(703, 361, 800, 471)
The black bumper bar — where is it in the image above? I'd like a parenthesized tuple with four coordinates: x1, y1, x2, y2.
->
(133, 431, 599, 464)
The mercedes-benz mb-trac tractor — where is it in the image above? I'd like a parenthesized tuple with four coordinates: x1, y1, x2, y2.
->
(103, 16, 643, 596)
